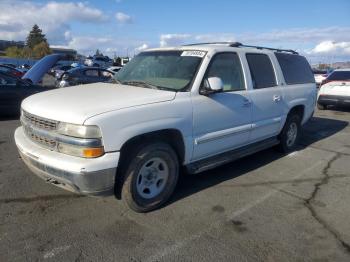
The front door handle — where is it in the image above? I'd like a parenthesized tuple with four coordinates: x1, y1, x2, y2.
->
(243, 98, 252, 107)
(273, 95, 281, 102)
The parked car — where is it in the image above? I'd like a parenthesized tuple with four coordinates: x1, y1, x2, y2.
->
(15, 42, 316, 212)
(0, 72, 47, 116)
(0, 64, 24, 78)
(49, 64, 72, 76)
(313, 69, 328, 86)
(84, 56, 113, 67)
(54, 65, 74, 79)
(57, 67, 114, 88)
(317, 69, 350, 109)
(16, 64, 31, 75)
(2, 63, 16, 68)
(107, 66, 122, 73)
(0, 54, 60, 116)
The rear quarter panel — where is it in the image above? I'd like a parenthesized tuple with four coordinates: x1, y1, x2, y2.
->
(281, 83, 316, 125)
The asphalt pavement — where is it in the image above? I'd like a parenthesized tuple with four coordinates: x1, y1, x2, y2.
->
(1, 107, 350, 262)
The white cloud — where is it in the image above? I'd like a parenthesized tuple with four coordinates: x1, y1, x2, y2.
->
(194, 34, 236, 43)
(115, 12, 133, 24)
(0, 1, 107, 43)
(160, 34, 191, 47)
(308, 41, 350, 55)
(135, 43, 149, 52)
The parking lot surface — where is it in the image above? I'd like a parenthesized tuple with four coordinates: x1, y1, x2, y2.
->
(1, 108, 350, 262)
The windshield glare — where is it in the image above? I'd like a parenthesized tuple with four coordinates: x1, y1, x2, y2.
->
(115, 51, 205, 91)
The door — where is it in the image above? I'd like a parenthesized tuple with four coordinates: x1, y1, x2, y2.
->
(192, 52, 252, 160)
(245, 53, 284, 142)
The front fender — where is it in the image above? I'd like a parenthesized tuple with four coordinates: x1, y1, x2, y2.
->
(84, 94, 193, 163)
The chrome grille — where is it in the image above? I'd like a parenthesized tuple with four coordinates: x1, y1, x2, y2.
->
(22, 110, 58, 131)
(22, 110, 58, 149)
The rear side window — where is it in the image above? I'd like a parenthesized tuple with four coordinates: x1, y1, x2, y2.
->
(327, 71, 350, 81)
(246, 54, 276, 89)
(275, 53, 315, 84)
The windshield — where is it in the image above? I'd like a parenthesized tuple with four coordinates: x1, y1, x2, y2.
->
(114, 50, 205, 91)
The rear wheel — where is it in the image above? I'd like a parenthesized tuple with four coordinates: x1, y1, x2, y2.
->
(120, 142, 179, 212)
(277, 114, 301, 153)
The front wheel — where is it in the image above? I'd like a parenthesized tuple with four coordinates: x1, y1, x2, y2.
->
(121, 142, 179, 212)
(277, 114, 301, 153)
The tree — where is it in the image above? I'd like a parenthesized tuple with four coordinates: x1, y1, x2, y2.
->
(26, 24, 47, 49)
(95, 49, 103, 56)
(5, 46, 23, 58)
(32, 42, 52, 59)
(21, 46, 33, 58)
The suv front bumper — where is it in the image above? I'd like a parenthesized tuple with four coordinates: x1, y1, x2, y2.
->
(14, 127, 119, 195)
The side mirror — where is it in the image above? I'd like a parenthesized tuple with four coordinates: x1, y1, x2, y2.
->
(200, 77, 224, 95)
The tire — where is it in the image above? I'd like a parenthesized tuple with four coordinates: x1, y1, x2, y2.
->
(277, 114, 301, 153)
(317, 103, 326, 110)
(120, 142, 179, 212)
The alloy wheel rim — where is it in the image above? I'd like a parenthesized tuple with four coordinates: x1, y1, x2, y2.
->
(136, 157, 169, 199)
(286, 122, 298, 147)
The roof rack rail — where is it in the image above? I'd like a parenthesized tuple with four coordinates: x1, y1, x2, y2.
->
(182, 42, 298, 54)
(237, 44, 299, 55)
(182, 42, 242, 47)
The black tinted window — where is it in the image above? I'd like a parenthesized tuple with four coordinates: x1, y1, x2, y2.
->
(0, 73, 17, 86)
(85, 69, 99, 76)
(275, 53, 314, 84)
(327, 71, 350, 81)
(205, 53, 245, 92)
(246, 54, 276, 89)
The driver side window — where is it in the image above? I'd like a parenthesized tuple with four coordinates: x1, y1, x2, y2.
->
(205, 53, 245, 92)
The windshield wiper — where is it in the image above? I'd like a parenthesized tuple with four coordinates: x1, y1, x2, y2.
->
(121, 80, 160, 90)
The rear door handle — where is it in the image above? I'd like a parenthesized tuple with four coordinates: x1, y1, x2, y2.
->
(243, 98, 252, 107)
(273, 95, 281, 102)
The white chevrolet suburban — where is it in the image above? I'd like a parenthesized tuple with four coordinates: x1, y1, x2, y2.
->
(15, 42, 316, 212)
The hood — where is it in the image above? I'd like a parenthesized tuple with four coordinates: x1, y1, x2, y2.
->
(21, 82, 176, 124)
(22, 54, 61, 84)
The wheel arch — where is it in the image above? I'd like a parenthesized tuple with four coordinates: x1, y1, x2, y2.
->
(288, 104, 305, 120)
(114, 128, 185, 199)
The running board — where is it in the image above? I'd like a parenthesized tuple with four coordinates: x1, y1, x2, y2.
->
(186, 137, 279, 174)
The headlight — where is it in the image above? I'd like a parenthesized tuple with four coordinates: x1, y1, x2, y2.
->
(56, 122, 104, 158)
(57, 123, 101, 138)
(58, 143, 104, 158)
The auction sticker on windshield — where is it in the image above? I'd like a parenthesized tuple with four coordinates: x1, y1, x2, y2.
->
(181, 51, 206, 58)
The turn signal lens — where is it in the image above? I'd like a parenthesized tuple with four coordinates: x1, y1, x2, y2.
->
(83, 147, 105, 158)
(58, 143, 104, 158)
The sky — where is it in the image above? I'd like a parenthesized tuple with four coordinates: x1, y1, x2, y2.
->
(0, 0, 350, 63)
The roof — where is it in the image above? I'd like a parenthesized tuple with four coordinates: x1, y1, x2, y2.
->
(145, 42, 298, 55)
